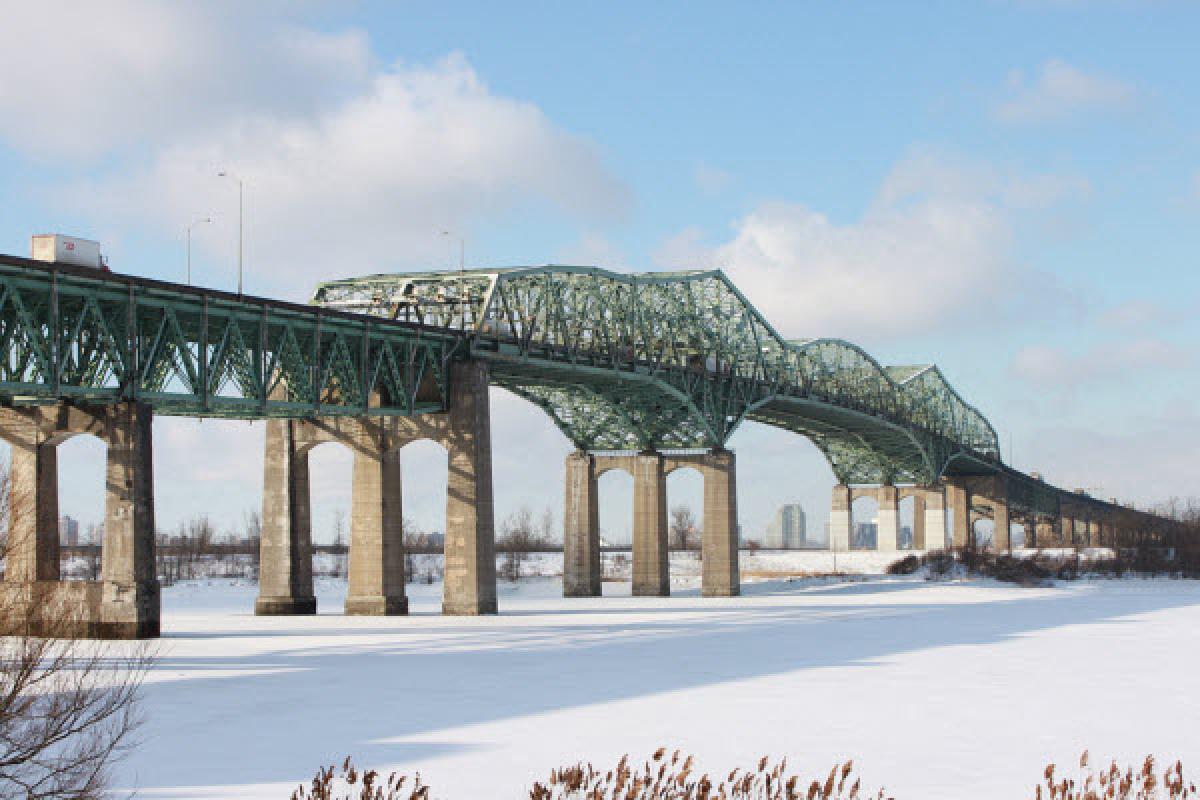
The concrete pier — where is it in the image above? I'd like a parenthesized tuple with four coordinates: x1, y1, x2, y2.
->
(5, 424, 59, 583)
(0, 403, 159, 639)
(876, 485, 899, 552)
(698, 449, 739, 597)
(632, 451, 669, 597)
(345, 447, 407, 615)
(923, 489, 947, 550)
(563, 451, 601, 597)
(829, 485, 851, 553)
(99, 402, 159, 638)
(946, 480, 970, 548)
(255, 360, 498, 617)
(440, 360, 498, 615)
(256, 419, 317, 615)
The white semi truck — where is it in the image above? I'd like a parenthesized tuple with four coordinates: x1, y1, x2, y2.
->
(30, 234, 109, 270)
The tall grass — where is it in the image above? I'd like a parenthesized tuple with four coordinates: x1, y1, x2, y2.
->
(289, 751, 1196, 799)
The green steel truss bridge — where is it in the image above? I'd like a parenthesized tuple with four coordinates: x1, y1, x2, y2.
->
(0, 253, 1116, 519)
(315, 266, 1079, 519)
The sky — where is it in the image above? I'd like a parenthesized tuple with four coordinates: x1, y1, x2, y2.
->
(1, 1, 1197, 544)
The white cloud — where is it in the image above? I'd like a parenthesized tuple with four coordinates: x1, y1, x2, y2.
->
(994, 60, 1137, 125)
(655, 152, 1084, 341)
(1, 4, 629, 297)
(0, 2, 372, 159)
(1009, 338, 1185, 392)
(81, 52, 628, 296)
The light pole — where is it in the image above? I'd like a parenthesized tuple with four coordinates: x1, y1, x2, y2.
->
(217, 171, 244, 294)
(186, 217, 211, 286)
(440, 230, 465, 273)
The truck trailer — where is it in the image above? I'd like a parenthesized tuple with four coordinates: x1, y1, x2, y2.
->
(30, 234, 108, 269)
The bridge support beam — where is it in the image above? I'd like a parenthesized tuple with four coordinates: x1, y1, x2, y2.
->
(700, 449, 739, 597)
(911, 493, 926, 549)
(1, 403, 159, 639)
(829, 485, 851, 553)
(99, 402, 159, 639)
(876, 485, 899, 552)
(632, 452, 669, 597)
(923, 489, 947, 550)
(441, 360, 498, 615)
(4, 421, 60, 583)
(563, 451, 601, 597)
(256, 419, 317, 615)
(946, 480, 970, 549)
(345, 447, 407, 615)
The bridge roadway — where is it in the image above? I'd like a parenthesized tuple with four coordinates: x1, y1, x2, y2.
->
(0, 254, 1168, 638)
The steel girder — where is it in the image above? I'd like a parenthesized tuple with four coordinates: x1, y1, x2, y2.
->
(0, 255, 459, 418)
(314, 265, 1001, 484)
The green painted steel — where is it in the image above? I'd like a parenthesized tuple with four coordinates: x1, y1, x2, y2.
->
(0, 255, 460, 418)
(0, 254, 1141, 520)
(314, 266, 1001, 486)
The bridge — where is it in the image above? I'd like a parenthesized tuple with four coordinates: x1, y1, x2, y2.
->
(0, 253, 1168, 637)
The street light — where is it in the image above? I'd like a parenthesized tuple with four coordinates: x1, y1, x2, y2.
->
(441, 230, 464, 274)
(186, 216, 211, 286)
(216, 171, 244, 294)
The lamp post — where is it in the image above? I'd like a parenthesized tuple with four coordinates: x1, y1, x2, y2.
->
(217, 171, 244, 294)
(441, 230, 465, 273)
(186, 217, 211, 286)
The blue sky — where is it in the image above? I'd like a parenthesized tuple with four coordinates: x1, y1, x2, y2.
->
(1, 1, 1197, 543)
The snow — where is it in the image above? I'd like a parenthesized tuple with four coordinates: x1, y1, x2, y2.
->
(110, 560, 1200, 799)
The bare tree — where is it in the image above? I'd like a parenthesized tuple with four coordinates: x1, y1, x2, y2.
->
(497, 506, 551, 582)
(0, 459, 152, 798)
(669, 505, 699, 551)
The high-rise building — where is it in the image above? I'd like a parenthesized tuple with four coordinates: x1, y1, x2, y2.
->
(854, 522, 878, 549)
(764, 504, 807, 549)
(59, 515, 80, 546)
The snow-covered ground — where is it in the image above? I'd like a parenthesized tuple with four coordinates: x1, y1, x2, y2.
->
(113, 563, 1200, 799)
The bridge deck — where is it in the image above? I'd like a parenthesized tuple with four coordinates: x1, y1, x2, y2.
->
(0, 254, 463, 418)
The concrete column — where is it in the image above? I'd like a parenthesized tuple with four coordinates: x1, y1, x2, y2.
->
(1062, 516, 1077, 546)
(701, 450, 739, 597)
(924, 489, 947, 550)
(829, 485, 851, 553)
(256, 419, 317, 615)
(1032, 520, 1051, 548)
(988, 476, 1010, 552)
(1086, 518, 1101, 548)
(876, 485, 899, 552)
(993, 501, 1011, 552)
(99, 402, 159, 639)
(6, 433, 60, 583)
(945, 480, 970, 548)
(345, 446, 407, 615)
(911, 493, 927, 550)
(563, 451, 601, 597)
(442, 359, 498, 615)
(632, 451, 669, 596)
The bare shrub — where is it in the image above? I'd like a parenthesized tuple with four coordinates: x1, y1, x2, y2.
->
(669, 506, 699, 551)
(291, 757, 430, 800)
(1035, 751, 1196, 799)
(0, 459, 152, 799)
(497, 506, 553, 582)
(529, 748, 884, 800)
(885, 555, 919, 575)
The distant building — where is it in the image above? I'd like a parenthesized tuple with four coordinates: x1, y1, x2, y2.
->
(853, 522, 877, 549)
(59, 515, 80, 546)
(764, 504, 807, 549)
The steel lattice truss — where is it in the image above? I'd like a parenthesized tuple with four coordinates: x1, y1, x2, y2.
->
(314, 266, 1002, 485)
(0, 256, 459, 418)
